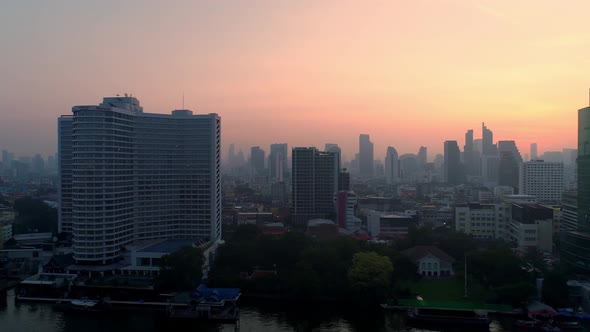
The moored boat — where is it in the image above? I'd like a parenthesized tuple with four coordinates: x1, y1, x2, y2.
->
(69, 297, 111, 312)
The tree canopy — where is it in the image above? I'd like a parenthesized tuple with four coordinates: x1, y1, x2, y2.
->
(156, 246, 204, 291)
(13, 197, 58, 234)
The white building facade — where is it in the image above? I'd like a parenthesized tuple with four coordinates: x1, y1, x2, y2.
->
(59, 96, 221, 265)
(519, 160, 564, 203)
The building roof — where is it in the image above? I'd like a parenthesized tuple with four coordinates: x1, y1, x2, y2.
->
(45, 253, 75, 268)
(138, 239, 197, 253)
(191, 284, 240, 304)
(402, 246, 455, 263)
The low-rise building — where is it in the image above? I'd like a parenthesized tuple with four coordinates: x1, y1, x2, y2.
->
(509, 204, 554, 253)
(455, 203, 507, 239)
(367, 212, 416, 238)
(402, 246, 455, 278)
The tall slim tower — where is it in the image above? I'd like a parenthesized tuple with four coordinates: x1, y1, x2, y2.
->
(464, 129, 474, 175)
(269, 143, 288, 182)
(530, 143, 538, 161)
(561, 104, 590, 272)
(482, 122, 494, 155)
(384, 146, 399, 185)
(59, 96, 221, 265)
(444, 140, 462, 184)
(359, 134, 374, 178)
(57, 116, 73, 234)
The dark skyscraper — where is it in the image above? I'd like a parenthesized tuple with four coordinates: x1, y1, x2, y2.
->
(385, 146, 399, 184)
(464, 129, 474, 175)
(417, 146, 427, 169)
(359, 134, 374, 178)
(250, 146, 266, 176)
(482, 122, 494, 155)
(292, 147, 339, 224)
(497, 140, 523, 191)
(444, 140, 462, 184)
(561, 105, 590, 272)
(269, 143, 288, 182)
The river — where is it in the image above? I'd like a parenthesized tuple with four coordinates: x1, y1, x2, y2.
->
(0, 289, 581, 332)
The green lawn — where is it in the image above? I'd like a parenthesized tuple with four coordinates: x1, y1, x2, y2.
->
(396, 277, 491, 303)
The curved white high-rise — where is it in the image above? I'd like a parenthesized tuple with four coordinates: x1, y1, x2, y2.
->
(59, 96, 221, 265)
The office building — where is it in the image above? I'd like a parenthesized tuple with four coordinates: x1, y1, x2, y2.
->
(562, 105, 590, 272)
(336, 191, 361, 231)
(531, 143, 538, 160)
(359, 134, 374, 178)
(269, 143, 288, 183)
(519, 160, 564, 203)
(509, 204, 554, 253)
(497, 140, 523, 192)
(58, 116, 74, 234)
(250, 146, 266, 176)
(443, 140, 462, 184)
(291, 147, 339, 225)
(59, 96, 221, 265)
(384, 146, 399, 185)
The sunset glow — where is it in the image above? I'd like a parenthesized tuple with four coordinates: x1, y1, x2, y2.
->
(1, 0, 589, 159)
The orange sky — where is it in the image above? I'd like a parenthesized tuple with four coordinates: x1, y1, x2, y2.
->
(0, 0, 588, 160)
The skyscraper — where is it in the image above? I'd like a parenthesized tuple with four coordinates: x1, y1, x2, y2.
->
(497, 140, 523, 191)
(269, 143, 288, 182)
(359, 134, 374, 178)
(59, 96, 221, 265)
(444, 140, 462, 184)
(250, 146, 266, 176)
(384, 146, 399, 185)
(561, 104, 590, 272)
(291, 147, 339, 225)
(464, 129, 475, 175)
(530, 143, 538, 160)
(417, 146, 427, 169)
(57, 116, 73, 234)
(482, 122, 494, 155)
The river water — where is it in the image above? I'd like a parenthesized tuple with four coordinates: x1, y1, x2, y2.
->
(0, 289, 580, 332)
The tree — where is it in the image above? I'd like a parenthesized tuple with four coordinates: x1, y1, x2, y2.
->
(13, 197, 58, 234)
(348, 252, 394, 305)
(156, 246, 204, 291)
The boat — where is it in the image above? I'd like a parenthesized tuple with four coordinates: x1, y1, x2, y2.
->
(406, 307, 490, 327)
(68, 297, 111, 312)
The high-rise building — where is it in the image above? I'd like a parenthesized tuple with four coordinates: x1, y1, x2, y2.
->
(250, 146, 266, 176)
(519, 160, 564, 203)
(497, 140, 523, 191)
(482, 122, 494, 155)
(417, 146, 427, 169)
(359, 134, 374, 178)
(59, 96, 221, 265)
(269, 143, 288, 183)
(291, 147, 339, 224)
(384, 146, 399, 185)
(336, 191, 361, 231)
(57, 116, 73, 234)
(530, 143, 538, 160)
(561, 105, 590, 272)
(464, 129, 475, 175)
(444, 140, 462, 184)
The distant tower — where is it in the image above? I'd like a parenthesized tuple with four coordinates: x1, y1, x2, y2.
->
(385, 147, 399, 185)
(530, 143, 538, 161)
(464, 129, 474, 175)
(359, 134, 374, 178)
(482, 122, 494, 155)
(417, 146, 427, 169)
(444, 140, 462, 184)
(250, 146, 266, 176)
(269, 143, 288, 182)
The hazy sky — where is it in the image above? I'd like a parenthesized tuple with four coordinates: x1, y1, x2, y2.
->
(1, 0, 589, 160)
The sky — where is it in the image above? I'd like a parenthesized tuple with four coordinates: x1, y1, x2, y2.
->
(1, 0, 589, 161)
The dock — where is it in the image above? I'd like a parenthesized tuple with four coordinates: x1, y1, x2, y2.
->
(15, 296, 189, 308)
(382, 299, 521, 315)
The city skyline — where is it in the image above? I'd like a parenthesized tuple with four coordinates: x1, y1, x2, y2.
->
(1, 1, 589, 159)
